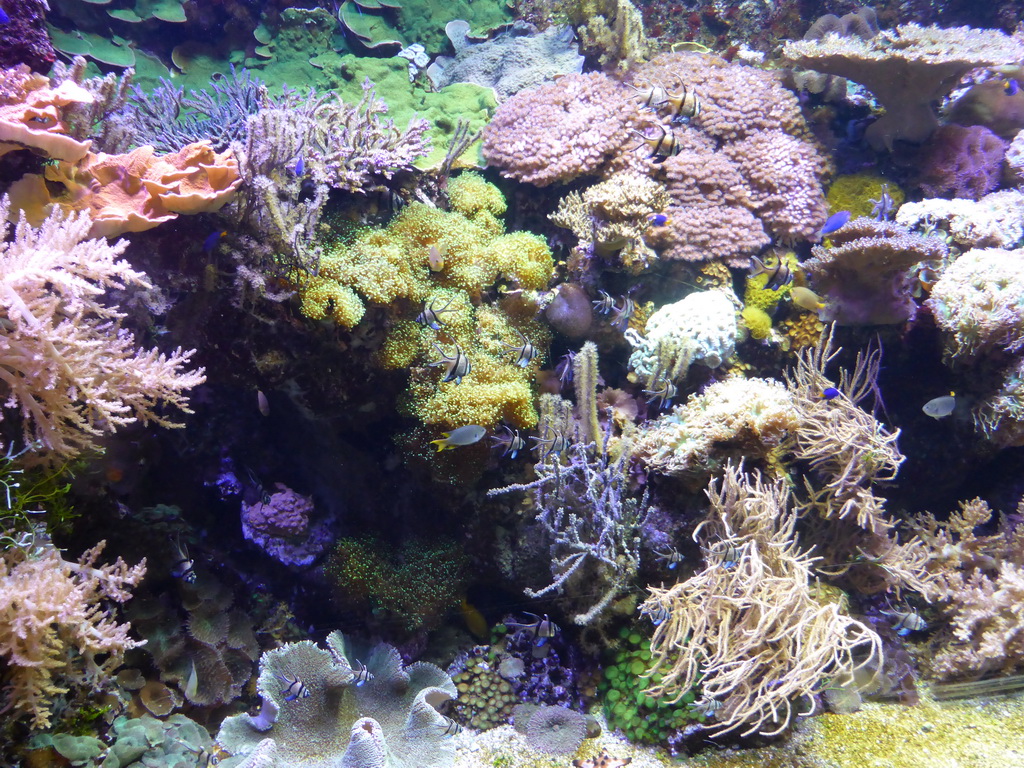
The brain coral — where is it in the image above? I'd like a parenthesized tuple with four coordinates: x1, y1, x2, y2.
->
(217, 632, 457, 768)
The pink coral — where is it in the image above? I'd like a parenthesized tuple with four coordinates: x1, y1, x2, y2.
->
(647, 204, 769, 264)
(481, 73, 636, 186)
(916, 124, 1008, 200)
(724, 130, 830, 240)
(0, 540, 146, 728)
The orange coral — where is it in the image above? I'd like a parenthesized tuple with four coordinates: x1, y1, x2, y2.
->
(8, 141, 241, 238)
(0, 65, 93, 163)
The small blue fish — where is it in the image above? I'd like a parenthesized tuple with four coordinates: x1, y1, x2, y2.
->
(203, 229, 226, 254)
(821, 387, 840, 400)
(277, 673, 310, 702)
(649, 213, 669, 227)
(293, 156, 305, 176)
(820, 210, 851, 236)
(1005, 78, 1020, 96)
(0, 7, 9, 24)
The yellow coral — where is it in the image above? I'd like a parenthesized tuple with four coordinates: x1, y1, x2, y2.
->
(448, 171, 507, 220)
(743, 249, 797, 313)
(826, 173, 905, 219)
(742, 305, 773, 340)
(780, 311, 826, 353)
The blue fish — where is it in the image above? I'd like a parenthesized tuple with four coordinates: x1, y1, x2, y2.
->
(0, 7, 9, 24)
(821, 387, 840, 400)
(1006, 78, 1020, 96)
(649, 213, 668, 227)
(293, 156, 305, 176)
(820, 211, 851, 236)
(203, 229, 226, 253)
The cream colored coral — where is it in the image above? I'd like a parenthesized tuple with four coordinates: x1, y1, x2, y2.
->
(0, 540, 146, 728)
(896, 190, 1024, 250)
(635, 376, 798, 477)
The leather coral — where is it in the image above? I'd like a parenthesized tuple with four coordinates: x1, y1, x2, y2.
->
(8, 140, 242, 238)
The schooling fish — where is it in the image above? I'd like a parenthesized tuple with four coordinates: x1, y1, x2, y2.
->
(439, 716, 463, 736)
(277, 673, 311, 702)
(429, 425, 487, 452)
(870, 184, 896, 221)
(820, 210, 851, 237)
(632, 124, 682, 163)
(641, 601, 671, 626)
(749, 254, 793, 291)
(922, 394, 956, 420)
(611, 297, 636, 331)
(429, 343, 470, 384)
(653, 545, 684, 570)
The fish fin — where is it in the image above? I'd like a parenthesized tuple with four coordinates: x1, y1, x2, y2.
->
(429, 435, 453, 452)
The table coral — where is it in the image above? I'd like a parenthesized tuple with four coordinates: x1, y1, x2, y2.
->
(783, 24, 1024, 150)
(217, 632, 458, 768)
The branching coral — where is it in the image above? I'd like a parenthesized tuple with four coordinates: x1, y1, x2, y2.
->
(0, 200, 206, 462)
(0, 539, 146, 729)
(641, 465, 881, 738)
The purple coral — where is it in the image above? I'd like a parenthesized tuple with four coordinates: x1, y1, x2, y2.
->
(241, 483, 333, 567)
(916, 124, 1008, 200)
(0, 0, 55, 71)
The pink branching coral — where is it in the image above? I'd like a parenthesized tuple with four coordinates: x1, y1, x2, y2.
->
(0, 198, 206, 462)
(0, 539, 146, 728)
(481, 73, 636, 186)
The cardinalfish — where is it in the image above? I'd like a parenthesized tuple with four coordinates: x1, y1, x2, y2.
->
(711, 541, 742, 569)
(555, 351, 575, 389)
(632, 124, 682, 163)
(592, 290, 617, 315)
(503, 327, 540, 368)
(662, 83, 701, 120)
(881, 607, 926, 636)
(277, 673, 311, 702)
(416, 297, 456, 330)
(429, 425, 487, 452)
(644, 379, 677, 409)
(628, 82, 669, 110)
(351, 660, 373, 686)
(640, 601, 671, 627)
(749, 254, 794, 291)
(532, 427, 570, 460)
(653, 545, 683, 570)
(439, 716, 463, 736)
(492, 426, 526, 458)
(170, 535, 197, 584)
(611, 297, 636, 331)
(689, 696, 722, 719)
(507, 612, 559, 646)
(429, 342, 471, 384)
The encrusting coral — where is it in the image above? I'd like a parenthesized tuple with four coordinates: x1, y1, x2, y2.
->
(641, 465, 881, 738)
(0, 64, 93, 162)
(0, 199, 206, 462)
(217, 631, 458, 768)
(0, 539, 146, 729)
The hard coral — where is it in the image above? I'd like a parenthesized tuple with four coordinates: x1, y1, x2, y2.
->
(481, 73, 635, 186)
(783, 24, 1024, 150)
(803, 217, 947, 325)
(8, 141, 242, 238)
(217, 632, 458, 768)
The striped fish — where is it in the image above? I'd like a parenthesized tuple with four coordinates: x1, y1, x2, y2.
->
(632, 125, 682, 163)
(351, 660, 374, 686)
(629, 82, 669, 110)
(429, 343, 471, 384)
(749, 254, 793, 291)
(663, 84, 701, 120)
(277, 673, 310, 702)
(503, 328, 539, 368)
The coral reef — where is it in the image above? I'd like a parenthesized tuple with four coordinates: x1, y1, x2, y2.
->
(896, 189, 1024, 250)
(0, 65, 93, 162)
(242, 484, 333, 568)
(217, 632, 458, 768)
(915, 124, 1008, 200)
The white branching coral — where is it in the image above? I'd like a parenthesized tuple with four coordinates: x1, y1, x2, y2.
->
(0, 198, 206, 461)
(0, 539, 146, 728)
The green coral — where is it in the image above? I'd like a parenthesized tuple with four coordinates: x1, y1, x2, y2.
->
(449, 650, 518, 730)
(598, 626, 702, 745)
(743, 250, 797, 314)
(326, 536, 467, 633)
